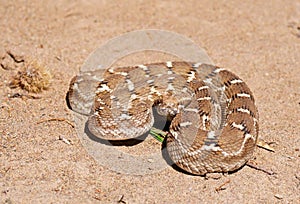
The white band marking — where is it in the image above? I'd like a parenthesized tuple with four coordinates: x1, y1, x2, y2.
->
(197, 96, 211, 101)
(126, 79, 135, 92)
(198, 86, 209, 91)
(96, 84, 111, 93)
(214, 68, 226, 73)
(230, 79, 243, 84)
(237, 108, 251, 115)
(166, 61, 173, 68)
(187, 71, 196, 82)
(180, 121, 193, 127)
(237, 93, 251, 98)
(231, 122, 245, 130)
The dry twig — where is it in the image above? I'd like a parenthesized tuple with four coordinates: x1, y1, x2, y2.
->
(58, 135, 72, 145)
(36, 118, 75, 128)
(8, 93, 41, 99)
(215, 179, 230, 192)
(118, 195, 126, 204)
(246, 160, 275, 175)
(257, 139, 275, 152)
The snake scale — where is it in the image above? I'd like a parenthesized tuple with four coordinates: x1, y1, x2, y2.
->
(67, 61, 259, 175)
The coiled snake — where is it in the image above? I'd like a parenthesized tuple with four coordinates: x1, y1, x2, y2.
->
(67, 61, 259, 175)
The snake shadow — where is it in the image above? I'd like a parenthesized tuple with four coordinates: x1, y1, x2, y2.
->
(82, 111, 189, 173)
(81, 107, 245, 176)
(84, 121, 149, 146)
(84, 120, 190, 174)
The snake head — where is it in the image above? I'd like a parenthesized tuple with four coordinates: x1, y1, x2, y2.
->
(156, 94, 180, 117)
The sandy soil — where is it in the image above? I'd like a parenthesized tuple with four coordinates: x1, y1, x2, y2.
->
(1, 0, 300, 203)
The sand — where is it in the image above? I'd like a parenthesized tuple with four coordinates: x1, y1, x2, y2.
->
(0, 0, 299, 203)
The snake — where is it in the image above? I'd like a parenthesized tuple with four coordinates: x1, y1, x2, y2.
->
(67, 61, 259, 175)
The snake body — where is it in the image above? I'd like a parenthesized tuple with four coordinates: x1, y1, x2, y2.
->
(67, 61, 259, 175)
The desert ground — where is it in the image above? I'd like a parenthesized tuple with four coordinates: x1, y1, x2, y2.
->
(0, 0, 299, 203)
